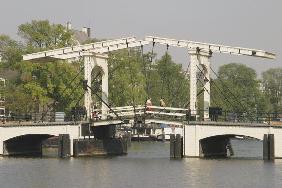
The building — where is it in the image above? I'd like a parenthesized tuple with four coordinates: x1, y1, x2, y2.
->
(66, 22, 91, 44)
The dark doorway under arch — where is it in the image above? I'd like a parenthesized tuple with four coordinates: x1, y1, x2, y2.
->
(199, 134, 262, 158)
(4, 134, 55, 156)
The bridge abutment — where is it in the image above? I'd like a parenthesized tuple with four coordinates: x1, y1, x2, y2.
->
(184, 123, 282, 159)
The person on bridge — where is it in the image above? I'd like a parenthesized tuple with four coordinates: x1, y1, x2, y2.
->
(146, 98, 152, 111)
(160, 98, 166, 107)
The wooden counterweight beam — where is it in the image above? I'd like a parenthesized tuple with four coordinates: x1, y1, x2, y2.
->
(145, 36, 276, 59)
(22, 37, 149, 61)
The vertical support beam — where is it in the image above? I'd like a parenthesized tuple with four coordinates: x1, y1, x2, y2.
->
(175, 134, 182, 158)
(84, 56, 93, 119)
(188, 50, 211, 119)
(0, 140, 3, 155)
(84, 54, 108, 119)
(269, 134, 275, 160)
(188, 50, 199, 116)
(263, 134, 268, 160)
(73, 139, 79, 157)
(263, 134, 275, 161)
(96, 55, 109, 120)
(58, 134, 70, 158)
(200, 53, 211, 120)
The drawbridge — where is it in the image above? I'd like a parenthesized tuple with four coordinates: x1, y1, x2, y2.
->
(90, 105, 188, 127)
(22, 35, 275, 124)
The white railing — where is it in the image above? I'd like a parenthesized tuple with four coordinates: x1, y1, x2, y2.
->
(105, 105, 188, 120)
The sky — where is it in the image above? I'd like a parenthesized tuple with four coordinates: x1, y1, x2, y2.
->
(0, 0, 281, 76)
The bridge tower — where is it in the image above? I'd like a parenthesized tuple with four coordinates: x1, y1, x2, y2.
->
(188, 49, 211, 119)
(84, 54, 109, 119)
(145, 36, 275, 121)
(23, 37, 148, 120)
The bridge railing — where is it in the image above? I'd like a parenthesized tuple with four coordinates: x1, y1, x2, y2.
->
(2, 106, 281, 126)
(105, 105, 188, 123)
(194, 109, 282, 125)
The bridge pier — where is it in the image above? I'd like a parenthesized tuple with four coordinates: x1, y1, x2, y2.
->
(58, 134, 71, 158)
(263, 134, 274, 161)
(170, 134, 183, 159)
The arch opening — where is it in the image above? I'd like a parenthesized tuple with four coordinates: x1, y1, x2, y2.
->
(199, 134, 262, 159)
(3, 134, 55, 156)
(90, 65, 105, 120)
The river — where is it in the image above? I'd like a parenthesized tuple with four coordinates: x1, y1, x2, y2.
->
(0, 139, 281, 188)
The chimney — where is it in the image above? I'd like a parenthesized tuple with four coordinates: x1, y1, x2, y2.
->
(82, 27, 91, 38)
(66, 21, 72, 30)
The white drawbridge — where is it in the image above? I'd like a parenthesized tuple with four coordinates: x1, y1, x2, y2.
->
(145, 36, 275, 120)
(23, 35, 275, 121)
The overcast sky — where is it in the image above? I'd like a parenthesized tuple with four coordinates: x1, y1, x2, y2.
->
(0, 0, 281, 76)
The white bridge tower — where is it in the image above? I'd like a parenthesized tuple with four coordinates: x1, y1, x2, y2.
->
(145, 36, 275, 120)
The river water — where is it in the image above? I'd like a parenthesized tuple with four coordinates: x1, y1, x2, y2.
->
(0, 139, 282, 188)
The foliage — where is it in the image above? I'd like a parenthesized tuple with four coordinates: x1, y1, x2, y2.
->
(262, 68, 282, 113)
(0, 35, 23, 67)
(150, 53, 189, 107)
(211, 63, 269, 119)
(4, 85, 34, 114)
(0, 20, 83, 115)
(18, 20, 74, 51)
(108, 49, 147, 106)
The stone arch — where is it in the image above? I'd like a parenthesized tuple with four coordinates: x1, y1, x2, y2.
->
(200, 133, 262, 141)
(199, 133, 262, 158)
(3, 134, 56, 156)
(197, 126, 266, 141)
(91, 65, 105, 105)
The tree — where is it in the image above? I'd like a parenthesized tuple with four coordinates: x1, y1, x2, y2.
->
(18, 20, 74, 51)
(108, 49, 146, 106)
(262, 68, 282, 113)
(212, 63, 268, 120)
(27, 61, 84, 112)
(150, 53, 189, 107)
(0, 35, 23, 67)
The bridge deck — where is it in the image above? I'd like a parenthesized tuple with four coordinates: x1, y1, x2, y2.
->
(0, 121, 85, 127)
(187, 121, 282, 128)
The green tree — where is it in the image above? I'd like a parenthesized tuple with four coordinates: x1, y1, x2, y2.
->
(18, 20, 74, 51)
(262, 68, 282, 113)
(5, 85, 34, 114)
(212, 63, 268, 120)
(0, 35, 23, 67)
(108, 49, 146, 106)
(150, 53, 189, 107)
(28, 61, 84, 112)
